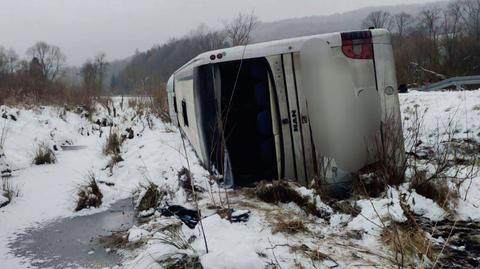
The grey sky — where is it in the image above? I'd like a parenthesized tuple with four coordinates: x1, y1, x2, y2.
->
(0, 0, 433, 65)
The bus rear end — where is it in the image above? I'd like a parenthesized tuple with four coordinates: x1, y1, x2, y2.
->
(301, 29, 403, 189)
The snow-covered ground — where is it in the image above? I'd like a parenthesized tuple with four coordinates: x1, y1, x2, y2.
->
(0, 90, 479, 269)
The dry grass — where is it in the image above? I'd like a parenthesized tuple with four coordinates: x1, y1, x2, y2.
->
(103, 132, 123, 156)
(255, 180, 325, 218)
(135, 181, 164, 212)
(272, 217, 308, 234)
(289, 244, 337, 266)
(411, 170, 459, 210)
(155, 253, 202, 269)
(177, 167, 203, 198)
(105, 153, 124, 173)
(33, 143, 56, 165)
(330, 200, 361, 217)
(97, 230, 144, 250)
(156, 226, 193, 250)
(1, 178, 20, 206)
(75, 172, 103, 211)
(381, 222, 436, 267)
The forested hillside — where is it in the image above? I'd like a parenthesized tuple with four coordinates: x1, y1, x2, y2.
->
(113, 1, 444, 93)
(114, 31, 227, 94)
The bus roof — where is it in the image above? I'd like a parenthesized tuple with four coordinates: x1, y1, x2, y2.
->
(173, 29, 390, 76)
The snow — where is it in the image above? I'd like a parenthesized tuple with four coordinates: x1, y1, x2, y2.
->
(0, 195, 8, 206)
(348, 188, 406, 234)
(0, 90, 479, 268)
(400, 90, 480, 221)
(127, 226, 150, 243)
(404, 186, 447, 221)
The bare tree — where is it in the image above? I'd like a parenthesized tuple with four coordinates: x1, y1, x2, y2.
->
(0, 47, 7, 74)
(460, 0, 480, 39)
(94, 52, 108, 93)
(393, 12, 414, 37)
(81, 52, 108, 95)
(361, 10, 393, 30)
(224, 12, 259, 46)
(419, 8, 442, 42)
(4, 48, 18, 74)
(26, 41, 66, 81)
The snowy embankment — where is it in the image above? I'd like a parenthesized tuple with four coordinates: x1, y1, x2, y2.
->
(0, 90, 479, 269)
(0, 99, 208, 268)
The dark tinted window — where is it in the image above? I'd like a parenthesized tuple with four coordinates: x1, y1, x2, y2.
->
(181, 99, 189, 126)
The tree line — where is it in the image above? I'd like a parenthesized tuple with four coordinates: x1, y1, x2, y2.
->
(0, 12, 259, 105)
(114, 13, 258, 94)
(362, 0, 480, 86)
(0, 41, 109, 105)
(3, 3, 480, 104)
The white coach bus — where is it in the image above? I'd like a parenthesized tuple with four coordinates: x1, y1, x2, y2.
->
(167, 29, 403, 188)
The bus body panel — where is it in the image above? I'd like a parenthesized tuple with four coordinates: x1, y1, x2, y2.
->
(169, 29, 403, 188)
(266, 55, 295, 180)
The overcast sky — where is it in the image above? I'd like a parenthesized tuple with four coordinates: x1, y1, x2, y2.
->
(0, 0, 434, 65)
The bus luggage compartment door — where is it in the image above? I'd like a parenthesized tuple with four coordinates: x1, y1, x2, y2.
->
(267, 54, 313, 185)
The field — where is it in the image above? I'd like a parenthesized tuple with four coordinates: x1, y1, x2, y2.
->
(0, 90, 479, 269)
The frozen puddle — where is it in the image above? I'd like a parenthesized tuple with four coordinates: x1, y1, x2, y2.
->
(9, 198, 135, 268)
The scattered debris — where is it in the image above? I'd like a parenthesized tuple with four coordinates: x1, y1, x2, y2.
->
(160, 205, 199, 229)
(97, 180, 115, 187)
(123, 127, 134, 139)
(231, 209, 251, 222)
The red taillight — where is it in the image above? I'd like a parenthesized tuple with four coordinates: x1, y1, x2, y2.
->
(341, 31, 373, 59)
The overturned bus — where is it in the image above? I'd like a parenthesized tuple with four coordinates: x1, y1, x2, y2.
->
(167, 29, 404, 188)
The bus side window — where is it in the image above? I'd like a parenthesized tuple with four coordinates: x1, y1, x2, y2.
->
(173, 95, 178, 113)
(182, 99, 189, 126)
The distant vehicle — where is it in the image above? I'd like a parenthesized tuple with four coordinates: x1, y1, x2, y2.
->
(167, 29, 403, 188)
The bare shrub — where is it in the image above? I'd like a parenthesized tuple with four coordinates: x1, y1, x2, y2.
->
(103, 132, 122, 156)
(255, 180, 326, 218)
(75, 172, 103, 211)
(402, 105, 477, 208)
(148, 86, 170, 123)
(356, 114, 406, 197)
(33, 143, 56, 165)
